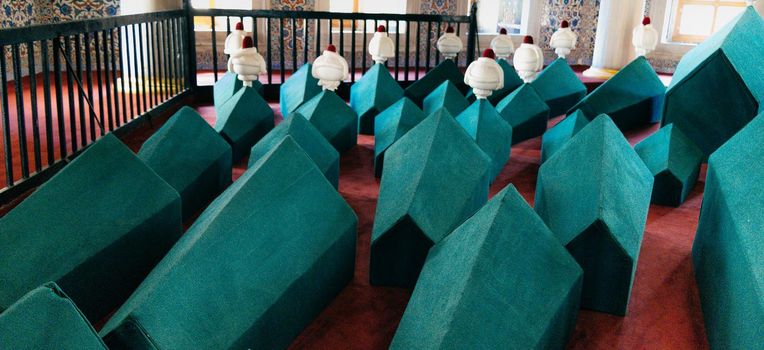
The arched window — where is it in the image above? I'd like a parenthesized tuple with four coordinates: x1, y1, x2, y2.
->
(669, 0, 747, 43)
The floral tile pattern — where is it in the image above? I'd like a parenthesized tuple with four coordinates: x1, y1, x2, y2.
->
(539, 0, 601, 66)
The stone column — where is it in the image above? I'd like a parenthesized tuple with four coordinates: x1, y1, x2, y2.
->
(583, 0, 643, 79)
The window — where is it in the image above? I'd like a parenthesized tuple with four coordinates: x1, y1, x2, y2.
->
(191, 0, 253, 31)
(476, 0, 526, 34)
(329, 0, 408, 32)
(669, 0, 746, 43)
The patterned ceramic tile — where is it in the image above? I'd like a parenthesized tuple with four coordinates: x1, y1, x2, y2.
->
(539, 0, 601, 66)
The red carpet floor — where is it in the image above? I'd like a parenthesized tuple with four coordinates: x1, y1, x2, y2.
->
(194, 103, 709, 349)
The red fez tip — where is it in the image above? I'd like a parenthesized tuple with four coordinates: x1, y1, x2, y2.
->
(377, 25, 386, 32)
(242, 36, 253, 49)
(446, 26, 454, 33)
(235, 22, 244, 30)
(326, 44, 336, 52)
(499, 28, 507, 35)
(482, 48, 496, 59)
(642, 17, 651, 25)
(523, 35, 534, 44)
(561, 20, 569, 28)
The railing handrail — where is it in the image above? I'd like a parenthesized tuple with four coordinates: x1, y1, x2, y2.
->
(190, 8, 472, 23)
(0, 10, 186, 46)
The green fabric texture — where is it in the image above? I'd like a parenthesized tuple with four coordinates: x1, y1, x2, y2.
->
(350, 63, 404, 135)
(0, 134, 182, 322)
(423, 80, 469, 116)
(279, 63, 321, 117)
(663, 7, 763, 157)
(404, 59, 468, 107)
(138, 106, 232, 220)
(0, 283, 107, 349)
(100, 136, 358, 350)
(532, 58, 588, 118)
(215, 86, 275, 161)
(692, 112, 764, 350)
(466, 59, 523, 105)
(496, 83, 551, 144)
(371, 111, 491, 288)
(634, 124, 703, 207)
(249, 113, 339, 189)
(540, 110, 590, 164)
(373, 97, 426, 178)
(534, 115, 653, 316)
(295, 90, 358, 153)
(213, 71, 243, 110)
(569, 56, 665, 131)
(456, 99, 513, 183)
(391, 185, 583, 349)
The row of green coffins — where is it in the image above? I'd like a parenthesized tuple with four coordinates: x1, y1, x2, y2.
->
(373, 112, 654, 346)
(0, 107, 356, 348)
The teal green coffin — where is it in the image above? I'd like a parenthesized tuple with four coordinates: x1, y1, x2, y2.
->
(100, 136, 357, 350)
(295, 90, 358, 153)
(391, 185, 582, 349)
(496, 83, 551, 144)
(351, 63, 404, 135)
(215, 86, 274, 161)
(456, 99, 513, 183)
(280, 63, 322, 117)
(373, 97, 426, 178)
(371, 111, 491, 288)
(466, 59, 523, 105)
(423, 80, 469, 116)
(540, 110, 590, 164)
(692, 113, 764, 350)
(0, 134, 182, 321)
(569, 56, 665, 131)
(534, 115, 653, 315)
(249, 113, 339, 189)
(634, 124, 703, 207)
(662, 7, 764, 157)
(532, 58, 588, 117)
(213, 72, 263, 110)
(0, 283, 107, 349)
(213, 71, 243, 110)
(404, 59, 468, 107)
(138, 106, 232, 220)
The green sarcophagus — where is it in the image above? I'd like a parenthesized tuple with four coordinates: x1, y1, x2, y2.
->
(391, 185, 582, 349)
(295, 90, 358, 153)
(692, 112, 764, 350)
(0, 134, 182, 321)
(373, 97, 426, 178)
(405, 59, 468, 107)
(496, 83, 551, 144)
(351, 63, 404, 135)
(662, 7, 764, 158)
(456, 99, 513, 183)
(534, 115, 653, 316)
(213, 71, 243, 110)
(138, 106, 232, 220)
(100, 136, 358, 350)
(423, 80, 469, 117)
(280, 63, 322, 117)
(540, 110, 590, 164)
(215, 86, 275, 161)
(634, 124, 703, 207)
(532, 58, 588, 118)
(371, 111, 491, 288)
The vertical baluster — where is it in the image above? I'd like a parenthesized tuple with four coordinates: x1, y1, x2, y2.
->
(53, 37, 66, 157)
(303, 17, 309, 65)
(83, 33, 96, 141)
(122, 27, 135, 118)
(102, 31, 114, 131)
(110, 29, 125, 128)
(151, 22, 161, 108)
(0, 45, 13, 186)
(133, 23, 145, 114)
(211, 16, 218, 82)
(395, 20, 400, 80)
(41, 40, 54, 165)
(328, 19, 332, 45)
(405, 21, 410, 81)
(339, 19, 344, 63)
(266, 17, 272, 84)
(315, 18, 321, 58)
(174, 18, 185, 93)
(162, 20, 171, 101)
(435, 21, 442, 66)
(351, 19, 356, 82)
(226, 15, 231, 35)
(63, 36, 78, 150)
(155, 21, 165, 103)
(12, 44, 29, 178)
(455, 22, 461, 65)
(253, 16, 259, 51)
(426, 21, 432, 72)
(118, 27, 128, 122)
(415, 21, 421, 80)
(145, 23, 155, 109)
(94, 32, 106, 132)
(74, 35, 86, 146)
(27, 42, 42, 172)
(291, 17, 297, 72)
(167, 20, 177, 97)
(362, 19, 367, 73)
(279, 18, 285, 83)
